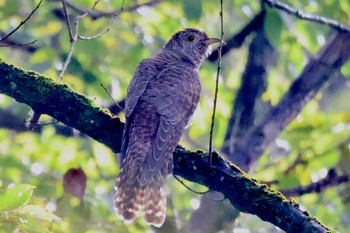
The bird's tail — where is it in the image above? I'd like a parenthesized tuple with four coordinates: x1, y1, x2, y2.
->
(114, 167, 167, 227)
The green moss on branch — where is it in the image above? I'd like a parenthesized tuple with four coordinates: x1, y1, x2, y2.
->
(0, 60, 123, 152)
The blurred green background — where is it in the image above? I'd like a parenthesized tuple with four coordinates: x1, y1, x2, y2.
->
(1, 0, 350, 232)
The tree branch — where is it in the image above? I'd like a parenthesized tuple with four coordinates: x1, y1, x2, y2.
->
(0, 0, 43, 43)
(222, 23, 275, 163)
(207, 10, 266, 62)
(281, 168, 350, 197)
(261, 0, 350, 33)
(0, 60, 335, 233)
(233, 32, 350, 170)
(0, 60, 123, 152)
(50, 0, 161, 20)
(173, 149, 333, 233)
(0, 108, 78, 137)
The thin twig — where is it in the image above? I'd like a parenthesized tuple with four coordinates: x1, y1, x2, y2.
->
(173, 175, 209, 195)
(262, 0, 350, 33)
(0, 0, 43, 42)
(100, 84, 125, 114)
(56, 0, 161, 19)
(209, 0, 224, 164)
(120, 0, 126, 11)
(79, 0, 101, 18)
(78, 28, 110, 40)
(281, 168, 350, 197)
(57, 28, 77, 80)
(61, 0, 74, 41)
(58, 0, 102, 80)
(0, 39, 37, 48)
(25, 110, 42, 130)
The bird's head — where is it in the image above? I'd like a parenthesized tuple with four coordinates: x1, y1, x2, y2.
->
(163, 28, 222, 66)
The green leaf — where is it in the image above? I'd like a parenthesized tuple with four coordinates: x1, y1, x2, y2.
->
(264, 9, 283, 48)
(0, 184, 35, 211)
(183, 0, 202, 21)
(341, 59, 350, 78)
(19, 205, 61, 222)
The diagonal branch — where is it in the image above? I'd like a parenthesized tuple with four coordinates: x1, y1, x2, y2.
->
(281, 168, 350, 197)
(233, 32, 350, 170)
(222, 24, 275, 162)
(0, 61, 124, 151)
(0, 59, 335, 233)
(50, 0, 161, 20)
(261, 0, 350, 33)
(173, 149, 333, 233)
(0, 0, 43, 42)
(207, 10, 266, 62)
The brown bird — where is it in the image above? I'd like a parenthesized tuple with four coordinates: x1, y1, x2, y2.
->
(114, 28, 221, 227)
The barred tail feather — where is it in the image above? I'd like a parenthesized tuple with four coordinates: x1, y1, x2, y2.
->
(114, 170, 143, 223)
(142, 173, 167, 227)
(114, 169, 167, 227)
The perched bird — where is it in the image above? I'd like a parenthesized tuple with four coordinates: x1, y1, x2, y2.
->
(114, 28, 221, 227)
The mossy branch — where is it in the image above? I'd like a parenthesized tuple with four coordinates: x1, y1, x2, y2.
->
(0, 60, 334, 232)
(0, 60, 124, 151)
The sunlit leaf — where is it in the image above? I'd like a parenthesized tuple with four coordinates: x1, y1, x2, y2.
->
(341, 59, 350, 78)
(264, 9, 283, 48)
(0, 184, 35, 211)
(19, 205, 61, 222)
(183, 0, 202, 21)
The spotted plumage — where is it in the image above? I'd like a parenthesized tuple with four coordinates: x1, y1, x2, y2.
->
(114, 28, 221, 227)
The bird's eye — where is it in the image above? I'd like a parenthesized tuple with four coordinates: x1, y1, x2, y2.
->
(187, 35, 195, 41)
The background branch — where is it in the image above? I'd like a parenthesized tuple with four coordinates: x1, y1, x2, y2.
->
(281, 168, 350, 197)
(261, 0, 350, 32)
(208, 10, 266, 62)
(50, 0, 161, 20)
(0, 0, 43, 43)
(222, 22, 275, 161)
(233, 32, 350, 170)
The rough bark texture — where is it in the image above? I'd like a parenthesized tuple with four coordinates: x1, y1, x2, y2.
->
(0, 60, 124, 151)
(173, 149, 333, 233)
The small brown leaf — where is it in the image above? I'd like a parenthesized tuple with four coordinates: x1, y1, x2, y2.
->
(63, 168, 87, 200)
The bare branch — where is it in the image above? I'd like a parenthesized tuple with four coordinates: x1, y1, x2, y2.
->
(51, 0, 161, 20)
(208, 11, 266, 62)
(61, 0, 74, 41)
(0, 39, 37, 48)
(262, 0, 350, 33)
(58, 0, 116, 80)
(100, 84, 125, 114)
(0, 0, 43, 42)
(233, 32, 350, 170)
(222, 25, 275, 162)
(78, 28, 110, 40)
(25, 110, 42, 130)
(281, 168, 350, 197)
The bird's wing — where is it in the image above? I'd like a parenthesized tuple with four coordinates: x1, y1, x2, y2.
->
(121, 59, 157, 162)
(139, 67, 201, 185)
(124, 59, 157, 118)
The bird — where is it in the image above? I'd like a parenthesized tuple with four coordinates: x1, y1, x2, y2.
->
(114, 28, 221, 227)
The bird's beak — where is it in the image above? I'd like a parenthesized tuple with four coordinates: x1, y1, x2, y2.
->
(204, 38, 225, 45)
